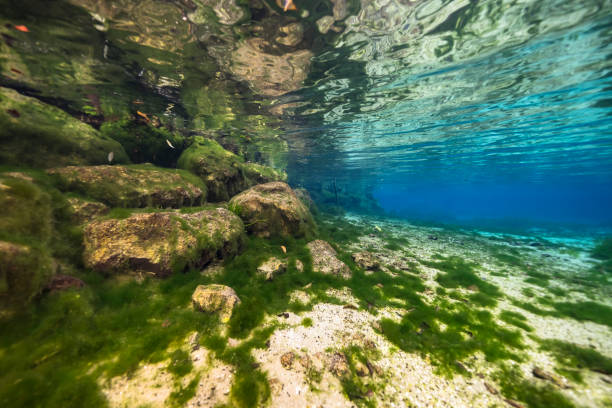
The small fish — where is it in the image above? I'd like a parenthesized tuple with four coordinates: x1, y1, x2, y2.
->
(6, 109, 20, 118)
(10, 68, 22, 74)
(107, 151, 114, 163)
(14, 25, 29, 32)
(136, 110, 150, 122)
(374, 225, 382, 232)
(280, 245, 287, 254)
(166, 139, 175, 149)
(132, 100, 144, 105)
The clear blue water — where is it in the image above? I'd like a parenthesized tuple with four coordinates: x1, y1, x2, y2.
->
(286, 0, 612, 231)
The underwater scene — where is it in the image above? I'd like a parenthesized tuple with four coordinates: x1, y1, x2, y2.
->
(0, 0, 611, 407)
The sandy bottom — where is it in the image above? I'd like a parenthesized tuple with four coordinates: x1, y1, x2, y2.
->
(103, 214, 612, 407)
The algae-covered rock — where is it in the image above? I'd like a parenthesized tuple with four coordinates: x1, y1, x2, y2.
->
(228, 182, 316, 238)
(0, 88, 129, 168)
(192, 284, 241, 322)
(0, 174, 58, 305)
(352, 251, 381, 271)
(66, 197, 110, 224)
(49, 164, 206, 208)
(177, 137, 285, 202)
(307, 240, 351, 279)
(0, 241, 55, 306)
(83, 208, 244, 276)
(257, 257, 287, 281)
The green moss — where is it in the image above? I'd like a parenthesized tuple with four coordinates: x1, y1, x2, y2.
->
(0, 88, 129, 168)
(0, 271, 220, 407)
(591, 238, 612, 273)
(301, 317, 313, 327)
(168, 374, 200, 407)
(338, 345, 382, 407)
(551, 301, 612, 328)
(167, 349, 193, 378)
(425, 256, 502, 300)
(494, 364, 575, 408)
(51, 164, 206, 208)
(539, 339, 612, 375)
(178, 136, 283, 202)
(499, 311, 533, 332)
(380, 297, 524, 376)
(493, 249, 527, 268)
(100, 119, 184, 167)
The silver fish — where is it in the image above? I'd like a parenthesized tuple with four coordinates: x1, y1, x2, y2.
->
(166, 139, 175, 149)
(108, 151, 114, 163)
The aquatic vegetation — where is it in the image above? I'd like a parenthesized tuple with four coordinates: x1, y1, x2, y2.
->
(380, 297, 525, 377)
(0, 88, 129, 168)
(425, 255, 502, 300)
(338, 345, 383, 408)
(100, 120, 185, 167)
(494, 364, 575, 408)
(591, 238, 612, 274)
(499, 310, 533, 332)
(539, 339, 612, 375)
(0, 272, 219, 408)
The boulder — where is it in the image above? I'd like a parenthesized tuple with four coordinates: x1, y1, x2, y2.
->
(0, 241, 54, 306)
(229, 182, 316, 238)
(192, 284, 241, 322)
(83, 208, 244, 276)
(257, 257, 287, 281)
(67, 197, 109, 224)
(0, 174, 56, 305)
(307, 240, 351, 279)
(49, 164, 205, 208)
(178, 137, 284, 202)
(0, 87, 129, 168)
(352, 251, 381, 271)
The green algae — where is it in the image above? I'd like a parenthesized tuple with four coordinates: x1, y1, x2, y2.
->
(494, 364, 575, 408)
(0, 88, 129, 168)
(0, 271, 219, 408)
(338, 345, 383, 408)
(539, 339, 612, 375)
(499, 310, 533, 332)
(591, 238, 612, 274)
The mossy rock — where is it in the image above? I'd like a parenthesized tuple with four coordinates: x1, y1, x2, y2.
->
(177, 137, 285, 202)
(0, 173, 53, 244)
(83, 208, 245, 277)
(0, 241, 54, 309)
(0, 87, 129, 168)
(48, 164, 206, 208)
(228, 181, 316, 238)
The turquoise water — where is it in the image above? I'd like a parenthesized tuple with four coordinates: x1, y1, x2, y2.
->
(286, 0, 612, 229)
(2, 0, 610, 231)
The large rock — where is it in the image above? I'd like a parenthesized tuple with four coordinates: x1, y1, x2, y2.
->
(0, 174, 56, 306)
(192, 284, 241, 322)
(229, 182, 316, 238)
(0, 87, 129, 168)
(307, 240, 351, 279)
(83, 208, 244, 276)
(67, 197, 109, 224)
(49, 164, 205, 208)
(0, 241, 54, 306)
(178, 137, 285, 202)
